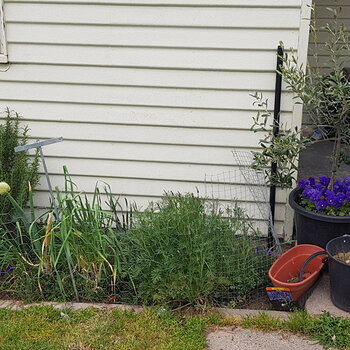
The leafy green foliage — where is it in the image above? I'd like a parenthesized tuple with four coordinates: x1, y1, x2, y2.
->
(250, 92, 309, 188)
(0, 108, 40, 217)
(251, 6, 350, 189)
(309, 312, 350, 350)
(121, 193, 272, 307)
(280, 5, 350, 185)
(1, 173, 271, 306)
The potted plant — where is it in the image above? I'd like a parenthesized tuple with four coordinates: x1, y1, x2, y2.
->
(252, 6, 350, 248)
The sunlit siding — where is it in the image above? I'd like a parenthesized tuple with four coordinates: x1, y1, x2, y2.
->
(0, 0, 309, 237)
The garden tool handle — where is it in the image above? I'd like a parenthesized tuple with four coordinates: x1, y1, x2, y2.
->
(298, 251, 328, 282)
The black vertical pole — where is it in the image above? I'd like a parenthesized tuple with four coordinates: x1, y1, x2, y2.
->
(268, 45, 283, 248)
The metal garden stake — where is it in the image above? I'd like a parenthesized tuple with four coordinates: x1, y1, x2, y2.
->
(14, 137, 63, 220)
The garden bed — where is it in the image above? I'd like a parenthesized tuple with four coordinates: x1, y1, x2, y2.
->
(0, 178, 277, 309)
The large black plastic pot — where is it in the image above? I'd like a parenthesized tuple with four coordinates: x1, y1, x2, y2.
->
(326, 236, 350, 312)
(289, 188, 350, 249)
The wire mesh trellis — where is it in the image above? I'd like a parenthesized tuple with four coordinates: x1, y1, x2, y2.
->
(203, 150, 282, 306)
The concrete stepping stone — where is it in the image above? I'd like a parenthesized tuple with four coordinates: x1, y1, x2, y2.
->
(207, 327, 324, 350)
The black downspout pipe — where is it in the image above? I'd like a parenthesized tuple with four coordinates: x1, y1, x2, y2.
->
(268, 45, 284, 248)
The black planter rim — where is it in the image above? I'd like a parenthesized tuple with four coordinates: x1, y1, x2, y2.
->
(326, 235, 350, 268)
(289, 187, 350, 223)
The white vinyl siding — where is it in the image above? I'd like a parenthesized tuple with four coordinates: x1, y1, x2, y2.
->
(0, 0, 7, 62)
(308, 0, 350, 74)
(0, 0, 309, 238)
(303, 0, 350, 125)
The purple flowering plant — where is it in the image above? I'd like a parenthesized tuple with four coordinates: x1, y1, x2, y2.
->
(298, 175, 350, 216)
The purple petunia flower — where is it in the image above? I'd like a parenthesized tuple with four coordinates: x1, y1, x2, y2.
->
(334, 179, 345, 193)
(300, 176, 350, 215)
(298, 179, 310, 189)
(316, 199, 328, 210)
(308, 177, 316, 186)
(319, 175, 330, 187)
(308, 189, 323, 203)
(326, 192, 336, 206)
(334, 192, 346, 207)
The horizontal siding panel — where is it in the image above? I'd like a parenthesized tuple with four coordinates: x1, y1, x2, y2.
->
(0, 100, 275, 130)
(309, 32, 350, 45)
(39, 156, 289, 203)
(0, 82, 295, 111)
(7, 23, 299, 50)
(25, 120, 264, 148)
(0, 101, 294, 130)
(308, 0, 350, 71)
(0, 64, 279, 91)
(5, 0, 301, 7)
(313, 0, 348, 6)
(5, 4, 301, 28)
(26, 139, 252, 166)
(316, 5, 350, 19)
(0, 0, 305, 238)
(316, 18, 350, 29)
(9, 44, 282, 71)
(308, 55, 350, 68)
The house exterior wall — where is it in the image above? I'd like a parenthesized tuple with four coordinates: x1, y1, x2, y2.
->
(303, 0, 350, 126)
(308, 0, 350, 73)
(0, 0, 310, 238)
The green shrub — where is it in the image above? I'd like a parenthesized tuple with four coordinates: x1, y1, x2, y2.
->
(121, 193, 272, 307)
(0, 108, 40, 217)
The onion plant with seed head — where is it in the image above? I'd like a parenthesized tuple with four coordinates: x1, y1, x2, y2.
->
(0, 168, 127, 302)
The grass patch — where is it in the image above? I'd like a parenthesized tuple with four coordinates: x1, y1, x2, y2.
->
(242, 311, 350, 350)
(0, 306, 350, 350)
(0, 306, 210, 350)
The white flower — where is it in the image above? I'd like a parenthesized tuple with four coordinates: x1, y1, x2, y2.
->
(0, 182, 11, 195)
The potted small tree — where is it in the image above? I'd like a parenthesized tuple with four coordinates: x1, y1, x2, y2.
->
(252, 6, 350, 248)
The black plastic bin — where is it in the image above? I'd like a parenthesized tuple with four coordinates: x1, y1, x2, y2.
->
(326, 236, 350, 312)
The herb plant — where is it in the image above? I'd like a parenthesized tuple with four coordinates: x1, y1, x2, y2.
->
(250, 92, 309, 189)
(0, 108, 40, 218)
(122, 193, 272, 307)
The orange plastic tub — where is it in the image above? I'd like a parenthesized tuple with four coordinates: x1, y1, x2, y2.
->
(268, 244, 326, 301)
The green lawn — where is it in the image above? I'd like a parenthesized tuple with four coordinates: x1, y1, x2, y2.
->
(0, 306, 350, 350)
(0, 306, 210, 350)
